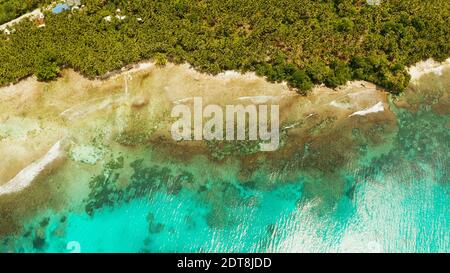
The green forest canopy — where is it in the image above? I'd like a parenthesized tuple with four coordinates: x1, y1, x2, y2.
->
(0, 0, 51, 24)
(0, 0, 449, 94)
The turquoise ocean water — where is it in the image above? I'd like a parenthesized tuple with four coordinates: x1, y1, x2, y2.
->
(0, 72, 449, 253)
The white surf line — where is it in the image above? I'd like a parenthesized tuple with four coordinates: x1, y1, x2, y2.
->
(283, 113, 316, 130)
(348, 101, 384, 117)
(283, 121, 300, 130)
(0, 140, 64, 196)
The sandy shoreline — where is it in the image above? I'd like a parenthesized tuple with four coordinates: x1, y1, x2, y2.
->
(119, 57, 450, 89)
(0, 57, 448, 196)
(408, 58, 450, 82)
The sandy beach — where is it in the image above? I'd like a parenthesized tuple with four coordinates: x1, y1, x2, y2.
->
(408, 58, 450, 82)
(0, 58, 448, 196)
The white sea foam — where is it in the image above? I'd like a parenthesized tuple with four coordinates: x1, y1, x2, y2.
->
(0, 140, 63, 196)
(349, 101, 384, 117)
(283, 122, 300, 130)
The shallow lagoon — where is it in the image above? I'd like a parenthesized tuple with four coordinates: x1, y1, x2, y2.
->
(0, 64, 448, 253)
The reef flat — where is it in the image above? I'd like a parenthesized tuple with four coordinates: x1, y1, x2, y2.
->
(0, 61, 448, 252)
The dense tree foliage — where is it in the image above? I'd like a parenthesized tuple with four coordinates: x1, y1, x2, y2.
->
(34, 50, 60, 81)
(0, 0, 51, 24)
(0, 0, 448, 94)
